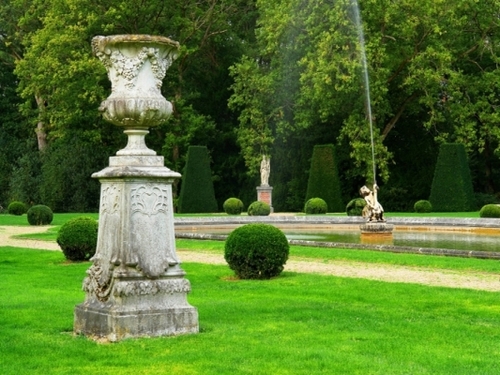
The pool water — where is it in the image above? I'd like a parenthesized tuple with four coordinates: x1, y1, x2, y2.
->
(285, 230, 500, 252)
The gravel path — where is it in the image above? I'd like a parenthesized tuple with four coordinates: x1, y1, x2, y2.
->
(2, 225, 500, 292)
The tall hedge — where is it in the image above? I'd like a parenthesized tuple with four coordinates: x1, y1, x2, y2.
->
(305, 144, 344, 212)
(178, 145, 218, 213)
(429, 143, 475, 212)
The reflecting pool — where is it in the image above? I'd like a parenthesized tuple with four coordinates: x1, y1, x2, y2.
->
(285, 229, 500, 253)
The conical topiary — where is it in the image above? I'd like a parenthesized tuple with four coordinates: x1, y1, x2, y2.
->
(178, 146, 218, 213)
(305, 144, 344, 212)
(429, 143, 475, 212)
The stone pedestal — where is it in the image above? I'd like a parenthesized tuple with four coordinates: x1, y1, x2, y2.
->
(360, 222, 394, 245)
(74, 35, 198, 341)
(257, 185, 273, 212)
(74, 154, 198, 341)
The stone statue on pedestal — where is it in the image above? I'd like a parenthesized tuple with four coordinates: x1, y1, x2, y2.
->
(260, 155, 270, 186)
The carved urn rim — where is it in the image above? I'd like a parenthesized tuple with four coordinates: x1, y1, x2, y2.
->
(92, 34, 180, 56)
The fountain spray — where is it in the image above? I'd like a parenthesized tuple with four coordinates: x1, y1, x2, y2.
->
(352, 0, 376, 186)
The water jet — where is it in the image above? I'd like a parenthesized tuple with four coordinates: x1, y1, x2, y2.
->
(352, 0, 393, 241)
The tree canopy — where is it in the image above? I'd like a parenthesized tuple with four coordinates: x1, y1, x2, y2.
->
(1, 0, 500, 212)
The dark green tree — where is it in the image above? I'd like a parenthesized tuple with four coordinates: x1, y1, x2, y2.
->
(177, 146, 218, 213)
(305, 145, 344, 212)
(229, 0, 500, 208)
(6, 0, 257, 211)
(429, 143, 475, 212)
(0, 59, 32, 207)
(39, 132, 111, 212)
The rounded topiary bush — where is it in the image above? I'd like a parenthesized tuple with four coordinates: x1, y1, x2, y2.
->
(346, 198, 366, 216)
(247, 201, 271, 216)
(224, 223, 289, 279)
(27, 205, 53, 225)
(304, 197, 328, 214)
(223, 197, 244, 215)
(57, 217, 98, 261)
(414, 200, 433, 213)
(479, 204, 500, 218)
(8, 201, 27, 216)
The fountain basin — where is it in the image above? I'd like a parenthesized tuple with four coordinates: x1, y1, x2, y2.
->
(174, 216, 500, 259)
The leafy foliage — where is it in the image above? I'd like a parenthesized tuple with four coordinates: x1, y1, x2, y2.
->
(178, 146, 218, 213)
(304, 198, 328, 215)
(223, 197, 244, 215)
(247, 201, 271, 216)
(3, 0, 256, 208)
(224, 223, 289, 279)
(7, 201, 27, 216)
(429, 143, 475, 212)
(414, 200, 433, 214)
(229, 0, 500, 206)
(39, 132, 110, 212)
(346, 198, 366, 216)
(0, 59, 32, 207)
(57, 216, 98, 261)
(26, 204, 53, 225)
(8, 150, 42, 206)
(305, 145, 344, 212)
(3, 0, 500, 213)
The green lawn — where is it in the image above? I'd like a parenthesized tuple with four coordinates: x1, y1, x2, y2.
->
(0, 212, 99, 226)
(1, 246, 499, 374)
(1, 212, 500, 373)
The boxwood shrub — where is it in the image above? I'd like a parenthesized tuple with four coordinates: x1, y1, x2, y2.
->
(346, 198, 366, 216)
(304, 197, 328, 214)
(224, 223, 289, 279)
(27, 205, 53, 225)
(223, 198, 244, 215)
(8, 201, 27, 216)
(479, 204, 500, 218)
(57, 217, 98, 261)
(414, 200, 433, 213)
(247, 201, 271, 216)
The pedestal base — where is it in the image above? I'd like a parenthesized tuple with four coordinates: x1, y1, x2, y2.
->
(74, 154, 198, 342)
(74, 304, 198, 342)
(74, 275, 198, 342)
(257, 185, 273, 212)
(360, 222, 394, 245)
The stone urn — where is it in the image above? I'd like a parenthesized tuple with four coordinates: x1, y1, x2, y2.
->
(92, 34, 179, 155)
(74, 35, 198, 342)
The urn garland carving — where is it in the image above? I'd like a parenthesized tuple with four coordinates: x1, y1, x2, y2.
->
(92, 34, 179, 128)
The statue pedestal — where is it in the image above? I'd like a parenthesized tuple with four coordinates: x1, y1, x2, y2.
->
(360, 222, 394, 245)
(257, 185, 273, 212)
(74, 155, 198, 341)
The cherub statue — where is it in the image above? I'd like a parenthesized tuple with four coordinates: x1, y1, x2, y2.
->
(359, 184, 385, 222)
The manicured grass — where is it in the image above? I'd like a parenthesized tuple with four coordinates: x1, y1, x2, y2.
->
(1, 246, 499, 374)
(10, 226, 60, 241)
(0, 212, 99, 226)
(0, 214, 30, 225)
